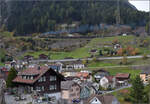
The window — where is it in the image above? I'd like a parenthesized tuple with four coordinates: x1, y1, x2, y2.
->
(30, 76, 33, 80)
(49, 84, 57, 90)
(42, 86, 44, 91)
(43, 76, 46, 81)
(27, 76, 29, 79)
(23, 76, 26, 79)
(36, 87, 40, 91)
(38, 76, 46, 82)
(36, 86, 44, 91)
(38, 78, 42, 82)
(50, 76, 56, 81)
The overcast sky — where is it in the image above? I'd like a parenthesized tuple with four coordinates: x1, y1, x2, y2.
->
(129, 0, 150, 12)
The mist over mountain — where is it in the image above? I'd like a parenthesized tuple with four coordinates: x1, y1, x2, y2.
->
(1, 0, 149, 35)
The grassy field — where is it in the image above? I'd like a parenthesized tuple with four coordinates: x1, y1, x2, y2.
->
(23, 35, 150, 60)
(86, 65, 141, 80)
(105, 67, 141, 80)
(87, 58, 150, 68)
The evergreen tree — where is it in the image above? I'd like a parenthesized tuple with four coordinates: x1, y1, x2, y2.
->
(130, 75, 145, 104)
(3, 0, 148, 35)
(6, 67, 17, 88)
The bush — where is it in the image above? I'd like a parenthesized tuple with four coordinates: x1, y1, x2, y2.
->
(92, 57, 97, 62)
(142, 54, 148, 60)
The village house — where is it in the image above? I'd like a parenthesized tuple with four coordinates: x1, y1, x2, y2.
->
(48, 63, 63, 73)
(13, 66, 64, 101)
(39, 54, 48, 59)
(80, 82, 97, 100)
(61, 81, 80, 104)
(100, 76, 116, 89)
(62, 61, 85, 70)
(61, 70, 77, 77)
(140, 70, 150, 84)
(76, 72, 92, 82)
(114, 44, 122, 50)
(80, 84, 91, 100)
(94, 69, 110, 81)
(24, 55, 34, 61)
(115, 73, 130, 86)
(90, 49, 97, 54)
(87, 94, 120, 104)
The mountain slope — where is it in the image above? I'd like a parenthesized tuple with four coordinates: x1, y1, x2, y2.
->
(2, 0, 149, 35)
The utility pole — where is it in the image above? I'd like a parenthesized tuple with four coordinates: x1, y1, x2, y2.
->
(116, 0, 121, 25)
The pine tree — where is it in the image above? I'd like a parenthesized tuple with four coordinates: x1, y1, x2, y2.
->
(6, 67, 17, 88)
(130, 75, 145, 104)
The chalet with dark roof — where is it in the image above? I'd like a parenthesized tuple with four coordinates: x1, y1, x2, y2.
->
(115, 73, 130, 86)
(24, 55, 34, 61)
(39, 54, 48, 59)
(13, 66, 64, 100)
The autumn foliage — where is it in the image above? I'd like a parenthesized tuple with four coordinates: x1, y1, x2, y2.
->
(117, 46, 139, 56)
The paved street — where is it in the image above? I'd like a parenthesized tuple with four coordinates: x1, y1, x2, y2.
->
(31, 55, 150, 63)
(5, 94, 32, 104)
(100, 84, 132, 94)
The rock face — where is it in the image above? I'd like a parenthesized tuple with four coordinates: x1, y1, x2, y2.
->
(0, 79, 6, 104)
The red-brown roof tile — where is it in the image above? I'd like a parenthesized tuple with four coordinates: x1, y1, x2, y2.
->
(13, 66, 49, 84)
(115, 73, 130, 78)
(76, 72, 89, 78)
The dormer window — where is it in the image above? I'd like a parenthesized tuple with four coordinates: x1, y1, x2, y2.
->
(30, 76, 33, 80)
(23, 76, 26, 79)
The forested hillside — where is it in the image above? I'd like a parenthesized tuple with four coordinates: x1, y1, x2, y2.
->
(1, 0, 149, 35)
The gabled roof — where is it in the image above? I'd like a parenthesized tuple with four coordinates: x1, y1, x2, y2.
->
(13, 66, 49, 84)
(105, 76, 114, 83)
(115, 73, 130, 79)
(88, 94, 119, 104)
(76, 72, 89, 78)
(13, 66, 64, 84)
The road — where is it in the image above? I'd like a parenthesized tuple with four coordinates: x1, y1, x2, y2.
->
(31, 55, 150, 63)
(101, 84, 132, 94)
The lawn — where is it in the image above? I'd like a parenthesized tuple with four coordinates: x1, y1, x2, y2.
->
(23, 35, 150, 60)
(86, 57, 150, 68)
(105, 67, 141, 80)
(87, 66, 141, 80)
(87, 60, 117, 67)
